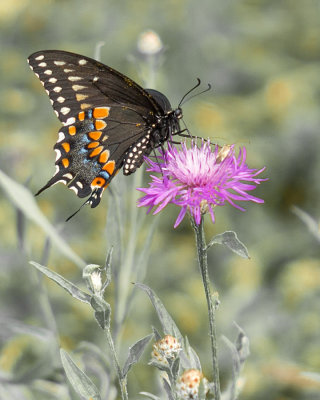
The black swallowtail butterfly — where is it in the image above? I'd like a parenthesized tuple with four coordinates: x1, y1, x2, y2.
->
(28, 50, 183, 209)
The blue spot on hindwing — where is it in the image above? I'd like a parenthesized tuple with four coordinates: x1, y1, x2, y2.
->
(100, 171, 110, 180)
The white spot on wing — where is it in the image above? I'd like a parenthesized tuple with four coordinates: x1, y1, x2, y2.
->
(64, 69, 74, 73)
(57, 131, 65, 142)
(44, 70, 52, 75)
(70, 186, 79, 194)
(55, 149, 61, 161)
(64, 117, 76, 126)
(72, 84, 87, 91)
(77, 181, 83, 189)
(38, 62, 47, 67)
(49, 77, 57, 83)
(78, 59, 87, 65)
(54, 110, 59, 117)
(35, 55, 44, 60)
(60, 107, 70, 115)
(53, 86, 62, 92)
(68, 76, 82, 81)
(57, 96, 65, 103)
(63, 173, 73, 179)
(54, 61, 66, 66)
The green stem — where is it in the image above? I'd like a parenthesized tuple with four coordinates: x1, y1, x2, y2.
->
(192, 216, 221, 400)
(105, 328, 128, 400)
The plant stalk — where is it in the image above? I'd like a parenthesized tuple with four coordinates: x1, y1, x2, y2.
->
(192, 216, 221, 400)
(105, 327, 128, 400)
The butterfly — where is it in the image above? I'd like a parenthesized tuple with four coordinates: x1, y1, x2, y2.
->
(27, 50, 183, 209)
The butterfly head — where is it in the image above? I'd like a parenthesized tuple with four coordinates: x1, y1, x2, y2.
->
(173, 107, 183, 120)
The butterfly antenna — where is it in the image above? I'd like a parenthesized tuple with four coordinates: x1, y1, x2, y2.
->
(66, 199, 89, 222)
(180, 83, 212, 107)
(178, 78, 201, 107)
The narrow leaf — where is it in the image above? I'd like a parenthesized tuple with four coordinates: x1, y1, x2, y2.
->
(162, 378, 174, 400)
(139, 392, 161, 400)
(207, 231, 249, 259)
(221, 335, 240, 399)
(101, 246, 113, 292)
(0, 170, 85, 268)
(180, 337, 201, 370)
(60, 349, 101, 400)
(171, 357, 180, 383)
(90, 296, 111, 330)
(234, 322, 250, 364)
(152, 326, 162, 342)
(135, 283, 182, 342)
(29, 261, 91, 304)
(122, 333, 153, 377)
(292, 206, 320, 242)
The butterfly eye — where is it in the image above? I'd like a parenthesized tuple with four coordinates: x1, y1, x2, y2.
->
(174, 107, 183, 119)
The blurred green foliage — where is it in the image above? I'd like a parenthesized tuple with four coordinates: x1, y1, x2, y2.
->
(1, 0, 320, 399)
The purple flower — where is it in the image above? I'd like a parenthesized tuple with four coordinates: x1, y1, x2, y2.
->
(137, 141, 267, 228)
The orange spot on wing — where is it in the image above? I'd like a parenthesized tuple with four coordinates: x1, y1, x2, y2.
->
(62, 142, 70, 152)
(95, 120, 107, 130)
(91, 177, 106, 187)
(89, 146, 103, 157)
(99, 150, 110, 164)
(78, 111, 85, 121)
(93, 107, 109, 119)
(68, 126, 76, 135)
(88, 131, 102, 140)
(87, 141, 99, 149)
(62, 158, 69, 168)
(102, 160, 115, 175)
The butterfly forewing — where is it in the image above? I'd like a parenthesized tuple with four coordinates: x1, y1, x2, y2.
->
(28, 50, 162, 124)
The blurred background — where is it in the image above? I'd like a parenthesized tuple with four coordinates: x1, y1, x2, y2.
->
(1, 0, 320, 399)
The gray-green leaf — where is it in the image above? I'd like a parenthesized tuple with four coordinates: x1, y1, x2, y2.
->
(292, 206, 320, 242)
(60, 349, 101, 400)
(90, 295, 111, 330)
(0, 170, 85, 268)
(207, 231, 249, 259)
(139, 392, 161, 400)
(29, 261, 91, 304)
(162, 377, 174, 400)
(180, 337, 202, 370)
(135, 283, 182, 342)
(122, 333, 153, 377)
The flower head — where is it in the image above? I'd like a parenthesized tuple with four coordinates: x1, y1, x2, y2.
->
(138, 141, 266, 227)
(176, 369, 208, 399)
(151, 335, 181, 366)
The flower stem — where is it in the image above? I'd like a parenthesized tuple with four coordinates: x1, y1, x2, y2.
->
(105, 327, 128, 400)
(192, 216, 221, 400)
